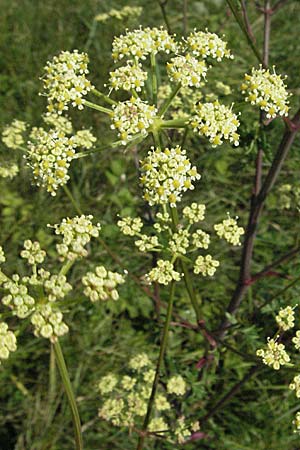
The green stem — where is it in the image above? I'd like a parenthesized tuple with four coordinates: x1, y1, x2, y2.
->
(136, 280, 176, 450)
(170, 207, 202, 322)
(150, 52, 158, 106)
(152, 129, 161, 149)
(160, 118, 188, 129)
(158, 83, 181, 118)
(63, 185, 82, 214)
(92, 89, 117, 106)
(73, 134, 145, 159)
(53, 341, 83, 450)
(83, 100, 112, 115)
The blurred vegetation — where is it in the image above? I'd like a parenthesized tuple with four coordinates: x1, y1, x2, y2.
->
(1, 0, 300, 449)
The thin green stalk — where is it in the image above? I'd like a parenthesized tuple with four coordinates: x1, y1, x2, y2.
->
(160, 119, 188, 129)
(150, 52, 158, 106)
(83, 100, 112, 115)
(92, 88, 117, 106)
(63, 185, 82, 214)
(158, 83, 182, 118)
(48, 345, 57, 406)
(74, 134, 145, 159)
(152, 129, 161, 149)
(136, 280, 176, 450)
(170, 207, 202, 322)
(53, 341, 83, 450)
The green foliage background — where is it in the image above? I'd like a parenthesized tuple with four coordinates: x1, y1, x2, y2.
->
(1, 0, 300, 449)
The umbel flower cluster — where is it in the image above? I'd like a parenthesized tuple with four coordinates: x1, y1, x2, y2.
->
(256, 305, 300, 432)
(98, 353, 200, 444)
(1, 113, 97, 195)
(0, 215, 124, 348)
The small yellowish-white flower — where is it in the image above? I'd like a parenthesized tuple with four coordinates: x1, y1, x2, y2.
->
(147, 259, 181, 285)
(183, 203, 206, 223)
(143, 368, 156, 384)
(2, 120, 27, 149)
(21, 240, 46, 265)
(191, 100, 240, 147)
(27, 128, 77, 195)
(43, 112, 73, 134)
(109, 62, 148, 92)
(112, 27, 177, 61)
(31, 304, 69, 342)
(51, 215, 101, 260)
(43, 274, 72, 302)
(292, 330, 300, 350)
(121, 375, 136, 391)
(129, 353, 151, 371)
(42, 50, 93, 113)
(99, 398, 125, 427)
(135, 235, 160, 252)
(216, 81, 232, 95)
(118, 216, 143, 236)
(111, 97, 157, 144)
(214, 215, 244, 246)
(241, 66, 290, 118)
(153, 212, 171, 233)
(72, 129, 97, 149)
(0, 322, 17, 362)
(127, 392, 148, 416)
(2, 274, 35, 318)
(95, 6, 142, 23)
(155, 394, 171, 411)
(82, 266, 125, 302)
(98, 373, 118, 394)
(192, 229, 210, 249)
(167, 375, 187, 396)
(0, 246, 5, 264)
(174, 416, 192, 444)
(276, 306, 296, 331)
(169, 229, 190, 255)
(0, 163, 19, 179)
(186, 29, 232, 61)
(256, 338, 290, 370)
(148, 417, 168, 433)
(194, 255, 219, 277)
(293, 412, 300, 432)
(289, 374, 300, 398)
(167, 54, 208, 87)
(140, 146, 200, 207)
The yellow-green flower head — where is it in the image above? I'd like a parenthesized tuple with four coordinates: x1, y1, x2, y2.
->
(293, 412, 300, 432)
(2, 274, 35, 318)
(43, 112, 73, 134)
(51, 215, 101, 261)
(194, 254, 219, 277)
(127, 392, 148, 416)
(183, 203, 206, 224)
(169, 229, 190, 255)
(191, 100, 240, 147)
(148, 417, 168, 433)
(112, 27, 178, 61)
(2, 119, 27, 149)
(109, 61, 148, 92)
(289, 374, 300, 398)
(167, 375, 187, 396)
(43, 274, 72, 302)
(256, 337, 290, 370)
(72, 129, 97, 149)
(140, 146, 201, 207)
(41, 50, 93, 113)
(98, 373, 119, 394)
(293, 330, 300, 350)
(0, 163, 19, 179)
(147, 259, 181, 285)
(21, 240, 46, 265)
(82, 265, 125, 302)
(276, 306, 296, 331)
(111, 97, 157, 144)
(135, 234, 160, 252)
(121, 375, 136, 391)
(167, 54, 208, 87)
(95, 6, 142, 23)
(186, 29, 232, 61)
(31, 303, 69, 342)
(155, 394, 171, 411)
(0, 322, 17, 363)
(27, 128, 77, 195)
(214, 214, 244, 246)
(175, 417, 200, 444)
(129, 353, 151, 371)
(241, 66, 290, 118)
(0, 246, 5, 264)
(99, 398, 125, 426)
(192, 229, 210, 249)
(117, 216, 143, 236)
